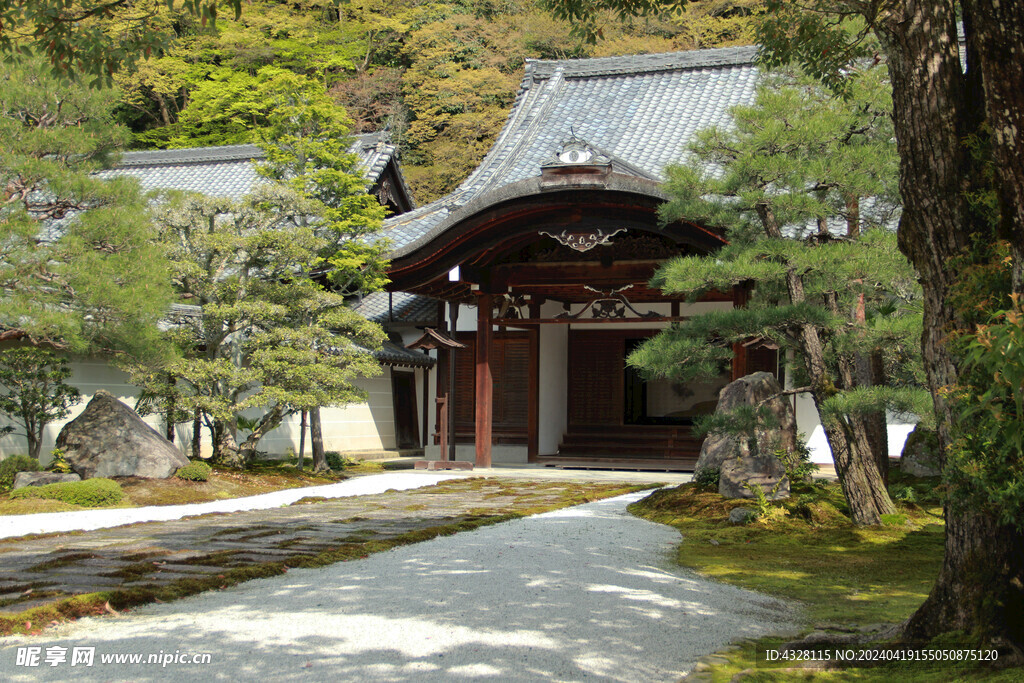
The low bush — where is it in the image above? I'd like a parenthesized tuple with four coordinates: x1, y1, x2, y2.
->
(0, 455, 41, 491)
(9, 478, 124, 507)
(692, 467, 720, 489)
(325, 451, 349, 470)
(175, 460, 212, 482)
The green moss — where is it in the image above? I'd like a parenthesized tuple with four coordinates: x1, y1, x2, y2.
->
(26, 552, 98, 573)
(175, 460, 212, 482)
(10, 478, 124, 507)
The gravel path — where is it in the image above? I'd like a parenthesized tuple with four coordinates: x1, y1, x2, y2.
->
(0, 491, 796, 682)
(0, 472, 461, 539)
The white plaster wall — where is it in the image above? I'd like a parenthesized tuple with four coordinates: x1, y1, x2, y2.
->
(254, 373, 397, 455)
(0, 358, 189, 464)
(538, 324, 568, 455)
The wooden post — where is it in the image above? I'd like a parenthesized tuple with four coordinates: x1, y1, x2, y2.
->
(475, 293, 494, 467)
(437, 397, 449, 462)
(527, 325, 539, 462)
(448, 301, 459, 462)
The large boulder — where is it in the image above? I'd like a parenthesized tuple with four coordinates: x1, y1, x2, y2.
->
(56, 390, 189, 479)
(13, 472, 81, 489)
(900, 425, 940, 477)
(720, 455, 791, 500)
(694, 372, 797, 474)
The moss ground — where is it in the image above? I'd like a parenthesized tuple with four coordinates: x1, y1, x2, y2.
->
(630, 469, 1020, 680)
(0, 461, 382, 515)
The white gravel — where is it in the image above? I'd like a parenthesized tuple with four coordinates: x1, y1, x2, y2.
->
(0, 491, 796, 682)
(0, 472, 462, 540)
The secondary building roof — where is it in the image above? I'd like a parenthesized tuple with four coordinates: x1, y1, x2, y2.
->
(382, 46, 759, 258)
(106, 132, 415, 212)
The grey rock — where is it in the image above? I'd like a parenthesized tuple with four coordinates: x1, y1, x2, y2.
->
(12, 472, 82, 489)
(900, 425, 940, 477)
(56, 390, 189, 479)
(719, 455, 790, 500)
(728, 507, 755, 524)
(695, 372, 797, 474)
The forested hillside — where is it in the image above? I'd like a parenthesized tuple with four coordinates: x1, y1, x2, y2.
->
(113, 0, 761, 203)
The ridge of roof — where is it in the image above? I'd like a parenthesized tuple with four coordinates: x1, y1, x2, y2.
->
(118, 132, 392, 168)
(525, 45, 759, 81)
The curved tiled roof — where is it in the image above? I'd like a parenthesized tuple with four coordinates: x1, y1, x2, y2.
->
(105, 133, 403, 200)
(382, 45, 760, 256)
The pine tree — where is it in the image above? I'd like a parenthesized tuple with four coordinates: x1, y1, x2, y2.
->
(630, 67, 926, 525)
(0, 58, 173, 360)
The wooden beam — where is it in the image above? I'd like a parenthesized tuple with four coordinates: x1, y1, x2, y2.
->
(475, 293, 494, 467)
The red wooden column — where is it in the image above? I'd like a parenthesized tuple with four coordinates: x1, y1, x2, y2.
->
(527, 325, 540, 462)
(475, 293, 494, 467)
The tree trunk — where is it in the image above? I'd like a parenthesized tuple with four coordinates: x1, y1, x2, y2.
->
(877, 1, 1024, 650)
(297, 409, 307, 470)
(789, 271, 894, 524)
(191, 409, 201, 460)
(310, 406, 326, 472)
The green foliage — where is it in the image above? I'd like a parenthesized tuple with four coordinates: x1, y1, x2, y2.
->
(128, 186, 385, 463)
(776, 439, 817, 482)
(175, 460, 212, 482)
(9, 477, 124, 507)
(889, 483, 917, 504)
(0, 349, 81, 461)
(692, 467, 720, 489)
(946, 295, 1024, 529)
(324, 451, 348, 470)
(0, 58, 175, 360)
(47, 448, 73, 474)
(0, 455, 41, 492)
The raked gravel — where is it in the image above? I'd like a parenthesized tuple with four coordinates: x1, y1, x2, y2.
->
(0, 491, 797, 682)
(0, 472, 462, 539)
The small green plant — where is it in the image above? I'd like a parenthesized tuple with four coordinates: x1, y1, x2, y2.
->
(692, 467, 720, 489)
(9, 478, 124, 507)
(0, 455, 41, 491)
(47, 448, 73, 474)
(776, 438, 819, 482)
(889, 483, 918, 504)
(744, 479, 789, 522)
(175, 460, 212, 482)
(325, 451, 351, 470)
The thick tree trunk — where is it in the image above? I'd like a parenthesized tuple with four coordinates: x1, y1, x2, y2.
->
(310, 407, 326, 472)
(788, 271, 894, 524)
(878, 1, 1024, 650)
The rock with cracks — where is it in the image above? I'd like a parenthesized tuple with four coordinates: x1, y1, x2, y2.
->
(56, 390, 188, 479)
(694, 371, 797, 474)
(719, 455, 790, 500)
(899, 425, 940, 477)
(12, 472, 81, 489)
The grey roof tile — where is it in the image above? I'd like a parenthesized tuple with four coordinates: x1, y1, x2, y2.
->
(384, 45, 760, 256)
(104, 133, 399, 200)
(352, 291, 439, 325)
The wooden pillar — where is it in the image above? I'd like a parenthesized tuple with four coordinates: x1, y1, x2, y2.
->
(448, 301, 459, 462)
(475, 293, 494, 467)
(527, 325, 539, 462)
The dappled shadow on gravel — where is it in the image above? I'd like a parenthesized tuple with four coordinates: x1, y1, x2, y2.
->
(0, 493, 796, 682)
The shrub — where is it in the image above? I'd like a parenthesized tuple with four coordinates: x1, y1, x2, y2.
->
(325, 451, 348, 470)
(693, 467, 720, 489)
(175, 460, 212, 482)
(9, 478, 124, 507)
(0, 455, 41, 491)
(47, 448, 73, 473)
(890, 483, 918, 504)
